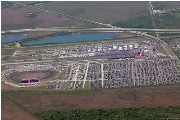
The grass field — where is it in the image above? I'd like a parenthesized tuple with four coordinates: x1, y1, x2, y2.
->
(1, 56, 10, 61)
(44, 1, 149, 24)
(2, 85, 180, 120)
(1, 6, 80, 30)
(2, 1, 180, 30)
(1, 96, 35, 120)
(3, 85, 180, 112)
(1, 49, 15, 62)
(34, 106, 180, 120)
(153, 1, 180, 11)
(113, 1, 180, 29)
(2, 92, 180, 120)
(113, 12, 180, 29)
(1, 48, 15, 55)
(2, 1, 150, 30)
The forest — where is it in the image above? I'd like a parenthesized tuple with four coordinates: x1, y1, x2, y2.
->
(35, 106, 180, 120)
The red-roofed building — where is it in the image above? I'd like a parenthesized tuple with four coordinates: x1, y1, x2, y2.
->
(136, 56, 145, 59)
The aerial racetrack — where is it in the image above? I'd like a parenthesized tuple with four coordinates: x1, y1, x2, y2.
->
(9, 70, 56, 82)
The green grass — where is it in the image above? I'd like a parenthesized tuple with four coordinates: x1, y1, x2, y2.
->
(1, 65, 6, 71)
(2, 89, 102, 96)
(21, 35, 141, 47)
(84, 81, 90, 89)
(154, 13, 180, 29)
(2, 84, 180, 120)
(2, 84, 179, 96)
(113, 12, 180, 29)
(1, 56, 10, 61)
(4, 90, 180, 120)
(1, 1, 14, 9)
(2, 94, 35, 118)
(113, 15, 154, 28)
(44, 1, 149, 23)
(151, 1, 165, 10)
(34, 106, 180, 120)
(25, 12, 37, 18)
(1, 48, 15, 55)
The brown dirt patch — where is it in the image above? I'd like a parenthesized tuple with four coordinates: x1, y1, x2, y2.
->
(1, 96, 35, 120)
(10, 85, 180, 112)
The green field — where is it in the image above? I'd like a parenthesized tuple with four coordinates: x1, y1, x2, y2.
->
(43, 1, 149, 24)
(2, 1, 180, 30)
(113, 15, 154, 28)
(113, 12, 180, 29)
(2, 84, 180, 120)
(1, 1, 149, 30)
(113, 1, 180, 29)
(1, 48, 15, 55)
(34, 106, 180, 120)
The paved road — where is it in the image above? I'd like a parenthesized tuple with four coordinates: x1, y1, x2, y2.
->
(83, 62, 90, 88)
(149, 1, 156, 30)
(2, 27, 180, 34)
(101, 63, 104, 88)
(73, 65, 80, 88)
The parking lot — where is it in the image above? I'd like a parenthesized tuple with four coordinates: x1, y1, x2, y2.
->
(44, 58, 179, 90)
(2, 38, 180, 90)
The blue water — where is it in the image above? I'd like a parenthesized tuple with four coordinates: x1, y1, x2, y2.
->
(23, 33, 115, 46)
(1, 34, 33, 44)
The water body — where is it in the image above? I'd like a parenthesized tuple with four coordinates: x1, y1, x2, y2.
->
(23, 33, 115, 46)
(1, 34, 33, 44)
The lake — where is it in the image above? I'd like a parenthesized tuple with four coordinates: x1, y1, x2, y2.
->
(1, 34, 33, 44)
(22, 32, 115, 46)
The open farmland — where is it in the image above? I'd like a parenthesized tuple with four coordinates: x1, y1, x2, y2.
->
(1, 6, 80, 30)
(157, 1, 180, 10)
(1, 96, 35, 120)
(113, 1, 180, 29)
(43, 1, 149, 23)
(4, 85, 180, 112)
(113, 12, 180, 29)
